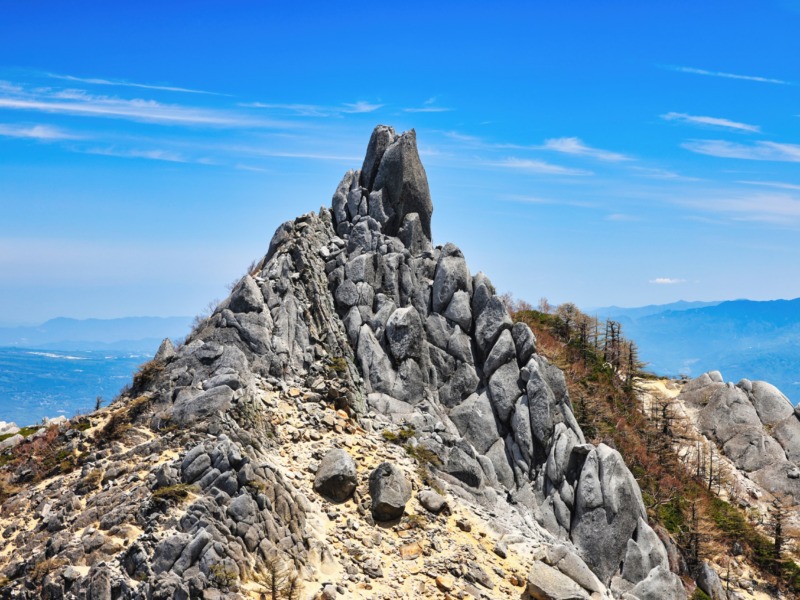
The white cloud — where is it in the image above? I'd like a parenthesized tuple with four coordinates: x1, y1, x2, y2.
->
(216, 143, 361, 162)
(606, 213, 640, 221)
(0, 83, 287, 128)
(46, 73, 225, 96)
(666, 65, 791, 85)
(738, 180, 800, 191)
(502, 194, 596, 209)
(403, 97, 452, 113)
(82, 147, 197, 163)
(677, 190, 800, 225)
(630, 166, 701, 181)
(649, 278, 686, 284)
(441, 130, 482, 144)
(234, 163, 270, 173)
(662, 112, 760, 133)
(541, 137, 631, 162)
(682, 139, 800, 162)
(0, 94, 276, 128)
(0, 123, 78, 140)
(341, 101, 383, 114)
(243, 100, 382, 117)
(402, 106, 452, 113)
(491, 157, 593, 176)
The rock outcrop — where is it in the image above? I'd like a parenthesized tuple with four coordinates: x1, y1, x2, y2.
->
(679, 371, 800, 501)
(322, 126, 683, 595)
(0, 125, 685, 599)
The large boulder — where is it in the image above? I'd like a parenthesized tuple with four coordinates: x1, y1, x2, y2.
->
(448, 392, 501, 454)
(527, 560, 590, 600)
(571, 444, 646, 584)
(621, 518, 670, 584)
(750, 380, 794, 425)
(695, 562, 725, 600)
(626, 565, 685, 600)
(314, 449, 358, 502)
(432, 245, 471, 314)
(385, 306, 424, 362)
(369, 462, 411, 521)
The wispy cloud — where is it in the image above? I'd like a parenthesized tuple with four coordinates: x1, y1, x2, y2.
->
(403, 106, 452, 113)
(677, 190, 800, 225)
(441, 130, 482, 144)
(0, 92, 280, 128)
(665, 65, 791, 85)
(82, 146, 207, 164)
(46, 73, 226, 96)
(217, 143, 361, 162)
(662, 112, 760, 133)
(738, 180, 800, 191)
(649, 277, 686, 284)
(606, 213, 640, 221)
(0, 123, 78, 140)
(403, 98, 452, 113)
(541, 137, 631, 162)
(491, 157, 593, 176)
(342, 101, 383, 114)
(0, 81, 292, 128)
(502, 194, 596, 209)
(243, 100, 382, 117)
(630, 166, 701, 181)
(234, 163, 270, 173)
(682, 139, 800, 162)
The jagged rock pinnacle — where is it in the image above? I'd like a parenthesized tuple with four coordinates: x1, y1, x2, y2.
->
(337, 125, 433, 241)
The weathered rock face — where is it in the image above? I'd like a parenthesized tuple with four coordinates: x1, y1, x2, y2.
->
(320, 126, 682, 594)
(680, 371, 800, 500)
(0, 125, 684, 599)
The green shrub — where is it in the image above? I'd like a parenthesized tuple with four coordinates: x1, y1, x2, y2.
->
(72, 419, 92, 432)
(382, 426, 415, 444)
(18, 426, 42, 437)
(152, 483, 197, 503)
(209, 563, 238, 589)
(29, 558, 67, 585)
(404, 444, 441, 467)
(80, 468, 104, 491)
(132, 360, 164, 392)
(126, 395, 152, 420)
(328, 356, 348, 375)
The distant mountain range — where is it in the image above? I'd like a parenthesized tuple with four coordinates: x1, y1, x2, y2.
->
(591, 299, 800, 404)
(0, 316, 193, 352)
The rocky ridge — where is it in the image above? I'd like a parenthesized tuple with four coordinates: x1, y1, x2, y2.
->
(639, 373, 800, 599)
(0, 126, 685, 599)
(678, 371, 800, 502)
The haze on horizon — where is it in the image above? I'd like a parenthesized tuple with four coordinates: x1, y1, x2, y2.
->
(1, 1, 799, 325)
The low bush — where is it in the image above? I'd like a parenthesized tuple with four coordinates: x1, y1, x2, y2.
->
(152, 483, 196, 503)
(382, 426, 415, 444)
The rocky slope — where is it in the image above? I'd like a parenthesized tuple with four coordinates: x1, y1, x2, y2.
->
(0, 126, 685, 599)
(677, 371, 800, 503)
(638, 373, 800, 599)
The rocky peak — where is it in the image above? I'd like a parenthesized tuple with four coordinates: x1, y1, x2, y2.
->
(338, 125, 433, 241)
(0, 125, 686, 599)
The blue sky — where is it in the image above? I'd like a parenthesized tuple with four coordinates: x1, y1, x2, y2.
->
(1, 1, 799, 324)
